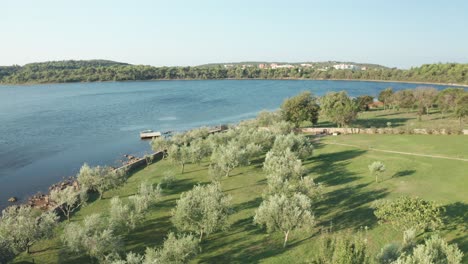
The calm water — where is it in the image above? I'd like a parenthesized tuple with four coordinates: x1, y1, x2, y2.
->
(0, 80, 454, 208)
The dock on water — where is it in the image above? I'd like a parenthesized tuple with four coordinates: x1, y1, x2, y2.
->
(140, 130, 162, 139)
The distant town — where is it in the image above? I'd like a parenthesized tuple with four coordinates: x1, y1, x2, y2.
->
(223, 62, 369, 71)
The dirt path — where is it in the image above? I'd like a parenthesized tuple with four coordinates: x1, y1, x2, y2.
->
(323, 141, 468, 162)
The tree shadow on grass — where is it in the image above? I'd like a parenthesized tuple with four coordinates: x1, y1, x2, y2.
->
(392, 170, 416, 178)
(353, 117, 412, 128)
(315, 183, 388, 231)
(310, 150, 366, 186)
(232, 197, 262, 212)
(201, 228, 316, 264)
(164, 178, 198, 195)
(442, 202, 468, 260)
(124, 215, 174, 253)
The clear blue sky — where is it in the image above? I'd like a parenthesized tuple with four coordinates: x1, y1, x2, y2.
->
(2, 0, 468, 68)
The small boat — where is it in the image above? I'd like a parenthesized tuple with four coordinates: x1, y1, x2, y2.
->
(140, 130, 161, 139)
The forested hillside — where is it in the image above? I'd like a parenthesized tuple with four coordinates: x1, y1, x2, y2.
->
(0, 60, 467, 85)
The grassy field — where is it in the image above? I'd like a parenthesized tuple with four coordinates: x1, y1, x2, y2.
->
(15, 134, 468, 263)
(316, 108, 467, 130)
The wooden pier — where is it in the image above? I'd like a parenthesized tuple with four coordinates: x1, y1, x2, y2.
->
(140, 130, 162, 139)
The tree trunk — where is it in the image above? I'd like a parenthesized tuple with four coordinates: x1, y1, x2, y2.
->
(226, 168, 231, 177)
(26, 245, 30, 254)
(283, 230, 290, 248)
(66, 211, 70, 222)
(181, 163, 185, 174)
(375, 173, 378, 183)
(199, 230, 204, 242)
(99, 191, 103, 200)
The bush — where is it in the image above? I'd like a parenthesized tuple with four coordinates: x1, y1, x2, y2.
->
(311, 231, 370, 264)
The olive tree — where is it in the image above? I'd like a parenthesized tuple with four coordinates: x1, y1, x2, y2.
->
(76, 163, 127, 199)
(62, 214, 122, 262)
(108, 232, 199, 264)
(368, 161, 386, 183)
(209, 141, 248, 178)
(263, 149, 322, 199)
(109, 182, 162, 232)
(320, 91, 359, 127)
(271, 133, 313, 159)
(171, 183, 232, 242)
(281, 91, 320, 127)
(50, 185, 88, 221)
(168, 144, 192, 173)
(373, 197, 443, 235)
(190, 138, 212, 164)
(0, 205, 58, 254)
(142, 233, 199, 264)
(236, 127, 275, 151)
(269, 120, 296, 135)
(254, 193, 315, 248)
(256, 110, 283, 127)
(392, 235, 463, 264)
(263, 149, 303, 194)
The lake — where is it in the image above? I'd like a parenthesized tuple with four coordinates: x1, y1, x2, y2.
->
(0, 80, 454, 208)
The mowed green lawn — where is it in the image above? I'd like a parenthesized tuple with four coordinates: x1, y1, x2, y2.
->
(316, 108, 467, 130)
(15, 135, 468, 263)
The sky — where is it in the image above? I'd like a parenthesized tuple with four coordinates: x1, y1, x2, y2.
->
(1, 0, 468, 68)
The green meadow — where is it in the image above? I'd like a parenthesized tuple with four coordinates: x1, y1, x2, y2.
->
(15, 134, 468, 263)
(317, 108, 467, 130)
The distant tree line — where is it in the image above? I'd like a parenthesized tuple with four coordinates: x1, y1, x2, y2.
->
(1, 60, 468, 85)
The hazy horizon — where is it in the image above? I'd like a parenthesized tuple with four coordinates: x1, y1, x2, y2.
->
(2, 0, 468, 68)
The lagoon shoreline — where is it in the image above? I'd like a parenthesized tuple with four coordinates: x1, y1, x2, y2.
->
(1, 78, 468, 88)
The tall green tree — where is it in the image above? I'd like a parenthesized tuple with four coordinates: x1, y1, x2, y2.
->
(281, 91, 320, 127)
(413, 86, 438, 118)
(436, 88, 465, 113)
(378, 87, 394, 109)
(354, 95, 374, 111)
(454, 93, 468, 127)
(391, 89, 415, 111)
(320, 91, 359, 127)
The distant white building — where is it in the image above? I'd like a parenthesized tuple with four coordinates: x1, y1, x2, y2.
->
(333, 64, 361, 70)
(300, 63, 313, 67)
(271, 63, 295, 69)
